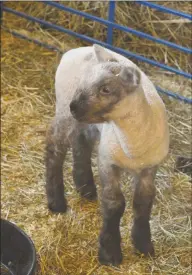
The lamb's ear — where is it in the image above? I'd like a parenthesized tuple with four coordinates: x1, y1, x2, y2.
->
(93, 44, 116, 62)
(119, 67, 141, 89)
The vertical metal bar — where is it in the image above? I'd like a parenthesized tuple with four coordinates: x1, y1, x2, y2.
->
(107, 1, 115, 45)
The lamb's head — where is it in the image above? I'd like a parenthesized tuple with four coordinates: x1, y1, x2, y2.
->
(70, 44, 141, 123)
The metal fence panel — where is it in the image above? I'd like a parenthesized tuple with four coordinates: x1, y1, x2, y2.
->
(1, 1, 191, 104)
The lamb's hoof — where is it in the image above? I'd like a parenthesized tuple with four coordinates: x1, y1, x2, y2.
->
(98, 231, 122, 266)
(133, 240, 155, 257)
(98, 245, 122, 266)
(132, 225, 155, 257)
(48, 199, 67, 213)
(78, 183, 97, 201)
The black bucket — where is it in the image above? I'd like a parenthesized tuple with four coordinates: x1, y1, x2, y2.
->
(1, 219, 36, 275)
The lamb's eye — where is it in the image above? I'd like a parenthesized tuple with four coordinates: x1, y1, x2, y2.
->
(101, 87, 111, 95)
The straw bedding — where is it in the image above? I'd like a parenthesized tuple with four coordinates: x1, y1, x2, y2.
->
(1, 2, 191, 275)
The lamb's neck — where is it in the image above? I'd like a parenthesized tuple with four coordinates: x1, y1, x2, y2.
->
(111, 97, 154, 158)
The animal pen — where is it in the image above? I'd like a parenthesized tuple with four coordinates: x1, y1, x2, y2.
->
(1, 1, 192, 275)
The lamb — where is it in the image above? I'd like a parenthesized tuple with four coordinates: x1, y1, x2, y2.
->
(45, 44, 169, 266)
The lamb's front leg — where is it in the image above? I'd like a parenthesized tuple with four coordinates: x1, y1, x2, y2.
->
(132, 166, 157, 256)
(98, 162, 125, 266)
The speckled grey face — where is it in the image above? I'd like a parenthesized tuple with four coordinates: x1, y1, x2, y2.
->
(70, 45, 141, 123)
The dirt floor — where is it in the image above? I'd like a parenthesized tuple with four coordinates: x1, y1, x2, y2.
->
(1, 18, 192, 275)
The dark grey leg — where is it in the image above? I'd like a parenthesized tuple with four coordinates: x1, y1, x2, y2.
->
(72, 129, 97, 200)
(45, 119, 69, 213)
(98, 164, 125, 266)
(131, 167, 157, 256)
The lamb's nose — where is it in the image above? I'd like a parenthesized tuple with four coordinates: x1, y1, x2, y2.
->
(70, 100, 78, 113)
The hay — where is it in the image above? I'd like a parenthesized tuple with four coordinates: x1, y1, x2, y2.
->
(1, 2, 192, 275)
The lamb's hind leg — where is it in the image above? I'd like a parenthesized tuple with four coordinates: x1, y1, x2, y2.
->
(72, 128, 97, 200)
(45, 118, 69, 213)
(132, 166, 157, 256)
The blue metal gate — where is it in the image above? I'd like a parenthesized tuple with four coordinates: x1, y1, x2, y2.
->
(1, 1, 192, 104)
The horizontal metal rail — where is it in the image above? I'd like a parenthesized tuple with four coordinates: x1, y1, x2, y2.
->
(136, 1, 192, 20)
(44, 1, 192, 54)
(2, 27, 64, 54)
(2, 6, 192, 80)
(156, 86, 192, 104)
